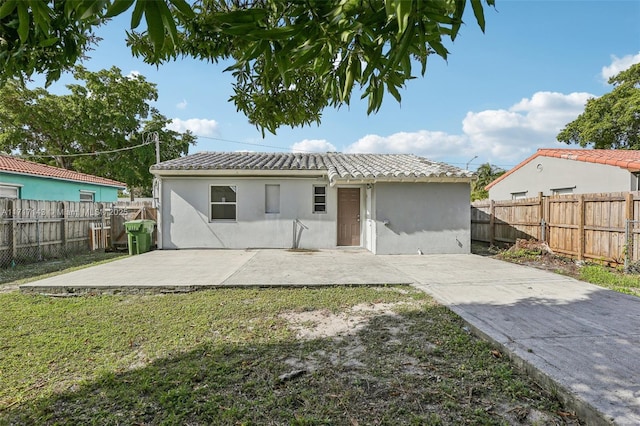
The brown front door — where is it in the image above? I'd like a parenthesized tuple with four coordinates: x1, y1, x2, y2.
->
(337, 188, 360, 246)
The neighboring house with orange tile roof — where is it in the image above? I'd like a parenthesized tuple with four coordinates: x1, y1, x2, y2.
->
(486, 149, 640, 201)
(0, 155, 126, 202)
(150, 152, 473, 254)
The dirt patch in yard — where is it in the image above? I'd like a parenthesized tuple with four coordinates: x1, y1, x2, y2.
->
(479, 239, 583, 278)
(279, 298, 581, 425)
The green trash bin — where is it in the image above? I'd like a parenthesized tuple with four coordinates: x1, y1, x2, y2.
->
(124, 219, 156, 255)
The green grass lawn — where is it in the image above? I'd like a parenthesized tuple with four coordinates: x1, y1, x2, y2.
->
(0, 286, 578, 425)
(579, 264, 640, 296)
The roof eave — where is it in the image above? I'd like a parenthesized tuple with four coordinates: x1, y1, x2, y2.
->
(330, 176, 472, 186)
(0, 170, 126, 189)
(150, 169, 327, 178)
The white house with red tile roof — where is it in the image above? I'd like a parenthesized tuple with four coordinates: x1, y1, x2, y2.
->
(0, 155, 126, 202)
(486, 149, 640, 201)
(150, 152, 473, 254)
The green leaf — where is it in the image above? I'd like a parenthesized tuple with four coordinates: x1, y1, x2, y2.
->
(16, 1, 29, 43)
(145, 2, 165, 52)
(29, 1, 52, 34)
(0, 0, 17, 20)
(38, 37, 59, 48)
(429, 39, 449, 60)
(78, 0, 107, 21)
(105, 0, 135, 19)
(470, 0, 486, 32)
(214, 9, 268, 25)
(450, 0, 466, 40)
(394, 0, 411, 35)
(169, 0, 195, 18)
(156, 0, 178, 45)
(130, 0, 145, 29)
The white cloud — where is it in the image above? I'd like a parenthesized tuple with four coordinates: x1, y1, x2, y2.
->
(126, 70, 141, 79)
(341, 91, 592, 165)
(461, 91, 592, 163)
(345, 131, 470, 160)
(601, 52, 640, 82)
(176, 99, 188, 110)
(167, 118, 219, 136)
(291, 139, 337, 153)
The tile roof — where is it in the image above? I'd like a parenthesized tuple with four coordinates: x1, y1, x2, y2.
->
(486, 149, 640, 190)
(0, 155, 126, 188)
(151, 152, 472, 184)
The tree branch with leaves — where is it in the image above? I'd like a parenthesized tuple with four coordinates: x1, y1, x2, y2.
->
(1, 0, 495, 134)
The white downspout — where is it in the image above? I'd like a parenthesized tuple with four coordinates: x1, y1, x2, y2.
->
(153, 177, 163, 249)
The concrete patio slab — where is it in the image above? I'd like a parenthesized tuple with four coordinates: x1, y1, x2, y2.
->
(19, 250, 258, 294)
(19, 248, 413, 294)
(222, 249, 414, 286)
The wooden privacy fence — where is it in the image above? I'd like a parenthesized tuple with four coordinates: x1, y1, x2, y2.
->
(0, 198, 157, 267)
(471, 192, 640, 265)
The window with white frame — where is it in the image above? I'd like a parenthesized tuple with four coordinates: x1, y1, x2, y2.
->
(79, 191, 95, 202)
(551, 187, 575, 196)
(265, 184, 280, 214)
(0, 184, 19, 199)
(313, 185, 326, 213)
(511, 191, 527, 200)
(210, 185, 237, 221)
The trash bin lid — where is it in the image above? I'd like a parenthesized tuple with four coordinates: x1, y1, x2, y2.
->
(124, 219, 156, 233)
(124, 220, 145, 233)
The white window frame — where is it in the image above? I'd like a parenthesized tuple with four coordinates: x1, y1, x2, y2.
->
(511, 191, 528, 200)
(313, 185, 327, 213)
(79, 190, 95, 202)
(0, 183, 20, 199)
(551, 186, 575, 196)
(210, 185, 237, 222)
(265, 184, 280, 214)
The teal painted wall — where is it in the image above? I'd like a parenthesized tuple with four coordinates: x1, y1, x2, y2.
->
(0, 173, 121, 202)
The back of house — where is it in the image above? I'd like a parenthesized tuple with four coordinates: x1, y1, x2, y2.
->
(150, 152, 473, 255)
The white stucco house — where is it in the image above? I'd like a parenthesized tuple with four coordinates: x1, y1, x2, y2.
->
(149, 152, 472, 255)
(486, 149, 640, 201)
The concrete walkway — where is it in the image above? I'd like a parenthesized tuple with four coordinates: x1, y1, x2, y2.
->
(385, 254, 640, 426)
(19, 250, 640, 424)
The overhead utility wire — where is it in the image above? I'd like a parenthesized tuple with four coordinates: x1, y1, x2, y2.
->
(14, 132, 518, 169)
(19, 139, 154, 159)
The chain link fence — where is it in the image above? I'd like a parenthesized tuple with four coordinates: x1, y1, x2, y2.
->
(625, 219, 640, 273)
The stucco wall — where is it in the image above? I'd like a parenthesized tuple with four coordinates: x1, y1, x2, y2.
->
(373, 182, 471, 255)
(488, 157, 634, 201)
(0, 173, 120, 202)
(159, 177, 339, 249)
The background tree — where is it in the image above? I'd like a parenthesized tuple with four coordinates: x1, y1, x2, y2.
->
(0, 0, 495, 134)
(557, 63, 640, 149)
(0, 66, 195, 195)
(471, 162, 504, 201)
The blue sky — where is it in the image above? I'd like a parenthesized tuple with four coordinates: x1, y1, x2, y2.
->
(41, 1, 640, 172)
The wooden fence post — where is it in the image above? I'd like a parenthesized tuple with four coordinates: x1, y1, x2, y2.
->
(538, 192, 544, 241)
(61, 201, 67, 248)
(489, 200, 495, 246)
(577, 194, 585, 260)
(9, 199, 17, 260)
(626, 192, 635, 264)
(100, 203, 107, 249)
(544, 195, 551, 244)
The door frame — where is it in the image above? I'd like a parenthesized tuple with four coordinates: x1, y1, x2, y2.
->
(336, 185, 364, 247)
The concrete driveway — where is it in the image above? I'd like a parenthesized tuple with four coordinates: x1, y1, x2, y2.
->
(19, 250, 640, 424)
